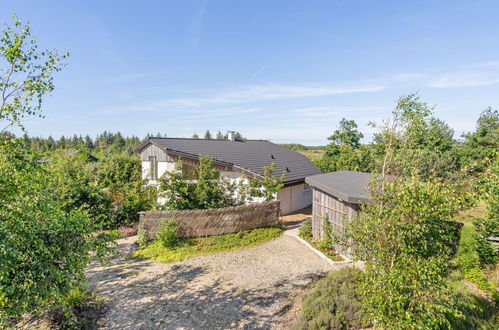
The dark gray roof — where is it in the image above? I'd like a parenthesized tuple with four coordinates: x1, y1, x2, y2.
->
(136, 138, 321, 185)
(305, 171, 371, 204)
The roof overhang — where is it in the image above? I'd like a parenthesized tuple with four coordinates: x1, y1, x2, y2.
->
(305, 175, 371, 204)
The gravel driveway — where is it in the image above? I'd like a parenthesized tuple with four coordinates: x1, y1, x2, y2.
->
(86, 232, 341, 329)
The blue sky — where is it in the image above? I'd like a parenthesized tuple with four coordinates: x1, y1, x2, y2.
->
(2, 0, 499, 145)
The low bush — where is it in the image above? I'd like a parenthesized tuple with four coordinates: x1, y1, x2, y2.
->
(299, 219, 312, 239)
(157, 218, 180, 248)
(135, 226, 283, 263)
(294, 267, 365, 330)
(299, 219, 343, 261)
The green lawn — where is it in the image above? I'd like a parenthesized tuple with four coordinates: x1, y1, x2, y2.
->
(134, 226, 283, 263)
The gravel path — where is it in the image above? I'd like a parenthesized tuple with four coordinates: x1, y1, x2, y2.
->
(86, 233, 343, 329)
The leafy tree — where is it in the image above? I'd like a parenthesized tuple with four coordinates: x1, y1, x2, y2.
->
(192, 133, 199, 139)
(250, 162, 285, 201)
(204, 130, 212, 139)
(318, 118, 374, 173)
(342, 95, 472, 328)
(0, 13, 67, 131)
(458, 107, 499, 174)
(159, 156, 238, 210)
(96, 153, 156, 227)
(0, 137, 112, 326)
(328, 118, 364, 147)
(345, 175, 464, 328)
(44, 150, 112, 226)
(159, 157, 284, 209)
(371, 93, 458, 179)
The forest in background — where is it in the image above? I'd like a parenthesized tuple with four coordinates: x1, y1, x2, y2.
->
(1, 13, 498, 329)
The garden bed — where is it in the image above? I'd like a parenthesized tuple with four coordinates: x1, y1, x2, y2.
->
(134, 225, 283, 263)
(298, 219, 343, 262)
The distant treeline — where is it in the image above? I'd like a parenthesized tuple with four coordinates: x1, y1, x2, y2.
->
(18, 130, 248, 155)
(18, 131, 146, 155)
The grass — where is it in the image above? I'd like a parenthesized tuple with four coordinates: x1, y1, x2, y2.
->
(134, 225, 283, 263)
(297, 149, 325, 162)
(451, 202, 498, 301)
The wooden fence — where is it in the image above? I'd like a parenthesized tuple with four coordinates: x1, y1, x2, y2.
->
(138, 201, 281, 241)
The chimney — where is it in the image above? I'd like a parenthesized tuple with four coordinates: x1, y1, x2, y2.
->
(227, 131, 236, 141)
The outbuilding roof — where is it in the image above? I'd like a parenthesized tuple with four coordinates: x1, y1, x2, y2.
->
(135, 138, 321, 185)
(305, 170, 371, 204)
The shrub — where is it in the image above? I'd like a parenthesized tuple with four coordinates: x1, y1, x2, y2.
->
(159, 156, 285, 210)
(97, 153, 157, 228)
(157, 218, 179, 248)
(474, 157, 499, 265)
(346, 175, 466, 328)
(0, 138, 111, 326)
(138, 228, 148, 249)
(299, 219, 312, 239)
(294, 267, 364, 330)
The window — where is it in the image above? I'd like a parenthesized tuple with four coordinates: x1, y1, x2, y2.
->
(149, 156, 158, 180)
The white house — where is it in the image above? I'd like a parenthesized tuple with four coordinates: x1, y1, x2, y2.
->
(134, 133, 322, 215)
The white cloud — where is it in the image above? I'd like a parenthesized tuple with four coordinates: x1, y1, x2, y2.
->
(127, 83, 386, 112)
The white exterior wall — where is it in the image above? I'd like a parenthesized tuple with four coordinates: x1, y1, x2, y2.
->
(142, 160, 176, 186)
(277, 183, 312, 215)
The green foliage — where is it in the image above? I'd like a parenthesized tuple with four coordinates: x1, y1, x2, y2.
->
(250, 162, 285, 201)
(160, 157, 284, 210)
(458, 107, 498, 173)
(159, 156, 240, 210)
(318, 144, 374, 173)
(298, 219, 312, 239)
(474, 157, 499, 265)
(346, 173, 465, 328)
(0, 137, 110, 326)
(204, 130, 212, 139)
(298, 218, 343, 261)
(135, 226, 283, 263)
(0, 13, 68, 130)
(157, 218, 179, 248)
(44, 149, 113, 226)
(372, 93, 458, 179)
(328, 118, 364, 147)
(96, 152, 141, 189)
(138, 228, 147, 249)
(294, 267, 364, 330)
(44, 284, 105, 330)
(43, 151, 155, 229)
(96, 153, 157, 227)
(318, 118, 374, 173)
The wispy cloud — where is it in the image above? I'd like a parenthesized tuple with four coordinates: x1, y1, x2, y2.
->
(428, 71, 499, 88)
(129, 83, 386, 112)
(426, 60, 499, 88)
(189, 0, 209, 50)
(293, 105, 385, 117)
